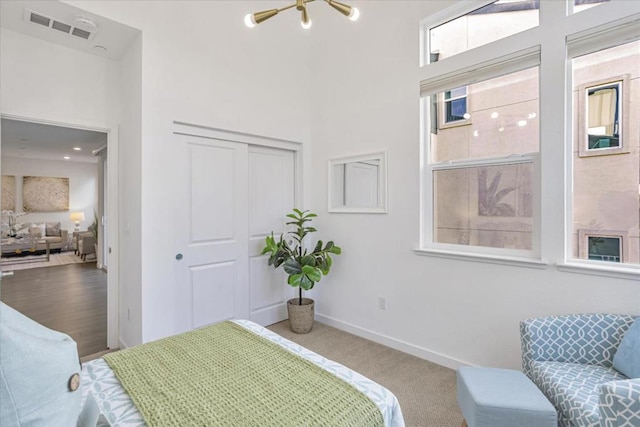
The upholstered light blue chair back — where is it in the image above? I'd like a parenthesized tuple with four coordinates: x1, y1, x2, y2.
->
(520, 313, 636, 378)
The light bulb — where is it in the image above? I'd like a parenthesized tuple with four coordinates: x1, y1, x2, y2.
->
(300, 7, 312, 29)
(490, 112, 499, 119)
(518, 120, 527, 127)
(348, 7, 360, 21)
(244, 14, 256, 28)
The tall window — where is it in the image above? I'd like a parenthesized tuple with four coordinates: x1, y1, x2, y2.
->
(429, 68, 539, 254)
(420, 0, 639, 273)
(571, 40, 639, 266)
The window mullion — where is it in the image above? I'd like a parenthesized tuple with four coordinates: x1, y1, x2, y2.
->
(539, 0, 568, 263)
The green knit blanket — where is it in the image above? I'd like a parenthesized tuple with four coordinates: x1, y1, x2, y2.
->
(103, 321, 384, 427)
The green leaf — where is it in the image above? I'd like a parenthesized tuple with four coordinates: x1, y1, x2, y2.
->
(302, 265, 322, 282)
(324, 241, 334, 251)
(329, 245, 341, 255)
(301, 255, 315, 266)
(299, 274, 314, 290)
(292, 208, 305, 216)
(288, 274, 302, 287)
(313, 240, 323, 253)
(304, 213, 317, 218)
(283, 259, 302, 275)
(322, 255, 332, 274)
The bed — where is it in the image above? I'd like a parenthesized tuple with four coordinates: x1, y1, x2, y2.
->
(79, 319, 405, 427)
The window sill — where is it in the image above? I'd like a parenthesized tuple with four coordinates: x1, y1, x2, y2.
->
(556, 262, 640, 281)
(414, 248, 548, 269)
(438, 118, 472, 130)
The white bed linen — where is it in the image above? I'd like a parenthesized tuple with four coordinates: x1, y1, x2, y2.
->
(79, 319, 405, 427)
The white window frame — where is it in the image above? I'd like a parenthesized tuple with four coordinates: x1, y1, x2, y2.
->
(417, 0, 640, 279)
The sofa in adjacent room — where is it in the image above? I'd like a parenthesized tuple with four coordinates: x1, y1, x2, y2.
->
(27, 222, 69, 252)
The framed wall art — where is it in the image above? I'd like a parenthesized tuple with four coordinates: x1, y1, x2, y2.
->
(22, 176, 69, 212)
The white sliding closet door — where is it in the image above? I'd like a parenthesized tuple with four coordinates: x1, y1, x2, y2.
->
(248, 146, 295, 326)
(176, 135, 295, 330)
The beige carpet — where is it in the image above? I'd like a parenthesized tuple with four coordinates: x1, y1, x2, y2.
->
(0, 251, 91, 272)
(268, 321, 463, 427)
(82, 320, 463, 426)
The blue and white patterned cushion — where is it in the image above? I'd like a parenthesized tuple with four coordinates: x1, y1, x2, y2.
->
(599, 379, 640, 427)
(530, 361, 627, 427)
(521, 314, 637, 377)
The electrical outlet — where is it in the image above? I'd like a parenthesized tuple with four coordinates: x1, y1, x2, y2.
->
(378, 296, 387, 310)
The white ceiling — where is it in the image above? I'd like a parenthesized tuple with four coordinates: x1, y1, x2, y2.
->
(1, 119, 107, 163)
(0, 0, 139, 61)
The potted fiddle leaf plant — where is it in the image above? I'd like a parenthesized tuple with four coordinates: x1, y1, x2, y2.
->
(262, 209, 341, 333)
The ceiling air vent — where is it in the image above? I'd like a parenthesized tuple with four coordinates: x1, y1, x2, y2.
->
(29, 12, 51, 27)
(71, 27, 91, 40)
(23, 9, 97, 41)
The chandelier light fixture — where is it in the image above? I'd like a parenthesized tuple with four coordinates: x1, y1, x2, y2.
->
(244, 0, 360, 30)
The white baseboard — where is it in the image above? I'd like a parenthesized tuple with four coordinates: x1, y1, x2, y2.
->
(315, 313, 474, 370)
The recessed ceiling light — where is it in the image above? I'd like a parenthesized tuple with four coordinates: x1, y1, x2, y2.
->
(63, 156, 71, 160)
(518, 120, 527, 127)
(73, 147, 82, 151)
(490, 112, 499, 119)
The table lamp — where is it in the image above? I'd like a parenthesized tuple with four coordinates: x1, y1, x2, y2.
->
(70, 212, 85, 232)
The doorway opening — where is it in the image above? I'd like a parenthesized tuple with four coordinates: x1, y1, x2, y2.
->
(0, 117, 118, 358)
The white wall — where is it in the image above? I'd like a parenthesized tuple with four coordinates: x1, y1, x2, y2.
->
(117, 34, 143, 348)
(0, 28, 120, 126)
(64, 0, 312, 343)
(1, 156, 98, 232)
(308, 1, 640, 369)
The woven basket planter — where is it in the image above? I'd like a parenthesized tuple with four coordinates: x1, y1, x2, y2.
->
(287, 298, 314, 334)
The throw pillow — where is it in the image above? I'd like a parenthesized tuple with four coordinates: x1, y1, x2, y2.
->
(0, 302, 82, 426)
(45, 222, 62, 237)
(28, 226, 43, 238)
(30, 223, 46, 237)
(613, 317, 640, 378)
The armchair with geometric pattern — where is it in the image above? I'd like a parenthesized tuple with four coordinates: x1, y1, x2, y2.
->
(520, 314, 639, 427)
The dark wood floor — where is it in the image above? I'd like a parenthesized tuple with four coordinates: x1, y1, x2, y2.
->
(1, 262, 107, 357)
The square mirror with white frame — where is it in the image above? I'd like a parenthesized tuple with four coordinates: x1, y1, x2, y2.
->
(328, 151, 387, 214)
